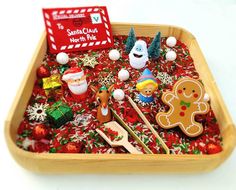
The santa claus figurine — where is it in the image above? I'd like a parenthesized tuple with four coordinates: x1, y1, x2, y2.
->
(62, 67, 88, 101)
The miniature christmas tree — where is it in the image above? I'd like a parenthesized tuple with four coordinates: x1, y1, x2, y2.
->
(125, 27, 136, 53)
(148, 32, 161, 59)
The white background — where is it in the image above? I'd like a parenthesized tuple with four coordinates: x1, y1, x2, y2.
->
(0, 0, 236, 189)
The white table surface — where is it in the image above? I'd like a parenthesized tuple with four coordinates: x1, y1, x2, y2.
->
(0, 0, 235, 189)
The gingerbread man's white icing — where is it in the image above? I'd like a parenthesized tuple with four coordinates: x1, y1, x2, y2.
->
(156, 77, 210, 137)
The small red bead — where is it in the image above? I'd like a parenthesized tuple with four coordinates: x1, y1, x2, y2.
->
(178, 90, 182, 94)
(32, 124, 48, 140)
(37, 65, 51, 78)
(65, 142, 82, 153)
(206, 143, 222, 154)
(179, 112, 185, 116)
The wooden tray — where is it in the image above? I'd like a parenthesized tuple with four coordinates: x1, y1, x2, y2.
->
(5, 23, 236, 173)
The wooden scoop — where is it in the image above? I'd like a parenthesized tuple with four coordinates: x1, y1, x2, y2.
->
(96, 121, 143, 154)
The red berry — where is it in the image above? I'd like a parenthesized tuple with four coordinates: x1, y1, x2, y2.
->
(32, 124, 48, 140)
(206, 143, 222, 154)
(37, 65, 51, 78)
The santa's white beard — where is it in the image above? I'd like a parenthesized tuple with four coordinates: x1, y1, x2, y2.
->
(68, 80, 88, 95)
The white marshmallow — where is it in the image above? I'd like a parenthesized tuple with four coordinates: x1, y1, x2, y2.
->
(109, 49, 121, 61)
(118, 69, 130, 81)
(56, 52, 69, 65)
(166, 36, 177, 47)
(113, 89, 125, 101)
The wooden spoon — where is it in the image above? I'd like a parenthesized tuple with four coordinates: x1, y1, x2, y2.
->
(96, 121, 143, 154)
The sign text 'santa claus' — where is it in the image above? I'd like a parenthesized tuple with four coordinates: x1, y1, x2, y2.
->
(42, 6, 114, 53)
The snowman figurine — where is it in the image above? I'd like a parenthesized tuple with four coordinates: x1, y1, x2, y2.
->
(129, 40, 148, 69)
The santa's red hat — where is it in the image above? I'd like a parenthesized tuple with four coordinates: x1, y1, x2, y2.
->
(62, 67, 84, 81)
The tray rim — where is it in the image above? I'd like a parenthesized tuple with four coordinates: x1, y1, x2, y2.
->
(4, 22, 236, 173)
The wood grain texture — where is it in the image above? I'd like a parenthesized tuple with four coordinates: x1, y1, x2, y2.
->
(111, 109, 153, 154)
(4, 23, 236, 173)
(126, 96, 170, 154)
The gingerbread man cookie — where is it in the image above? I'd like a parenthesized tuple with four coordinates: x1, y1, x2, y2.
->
(156, 77, 210, 137)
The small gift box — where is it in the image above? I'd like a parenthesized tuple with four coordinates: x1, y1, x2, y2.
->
(42, 74, 62, 92)
(46, 101, 73, 128)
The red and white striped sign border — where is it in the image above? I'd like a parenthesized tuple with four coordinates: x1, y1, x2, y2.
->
(43, 7, 113, 53)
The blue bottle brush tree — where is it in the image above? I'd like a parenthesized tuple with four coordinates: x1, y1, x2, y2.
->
(148, 32, 161, 59)
(125, 27, 136, 53)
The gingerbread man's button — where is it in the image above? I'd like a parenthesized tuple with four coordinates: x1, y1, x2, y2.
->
(181, 105, 187, 110)
(179, 112, 185, 117)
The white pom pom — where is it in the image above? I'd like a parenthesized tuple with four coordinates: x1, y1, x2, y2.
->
(166, 50, 177, 61)
(56, 52, 69, 65)
(113, 89, 125, 101)
(118, 69, 130, 81)
(203, 93, 210, 102)
(166, 36, 177, 47)
(109, 49, 120, 61)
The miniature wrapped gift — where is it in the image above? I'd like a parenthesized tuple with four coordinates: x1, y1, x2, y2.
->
(46, 101, 73, 128)
(42, 74, 62, 95)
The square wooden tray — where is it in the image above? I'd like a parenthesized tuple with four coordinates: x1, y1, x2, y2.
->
(5, 23, 236, 173)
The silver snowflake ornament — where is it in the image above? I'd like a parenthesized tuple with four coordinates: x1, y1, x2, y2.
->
(80, 54, 99, 68)
(26, 103, 48, 122)
(98, 72, 115, 87)
(156, 72, 173, 85)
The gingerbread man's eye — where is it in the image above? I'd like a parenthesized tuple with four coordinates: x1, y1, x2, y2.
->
(183, 88, 186, 90)
(192, 90, 195, 93)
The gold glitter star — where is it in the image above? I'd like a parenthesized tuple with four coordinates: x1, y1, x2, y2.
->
(80, 54, 99, 68)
